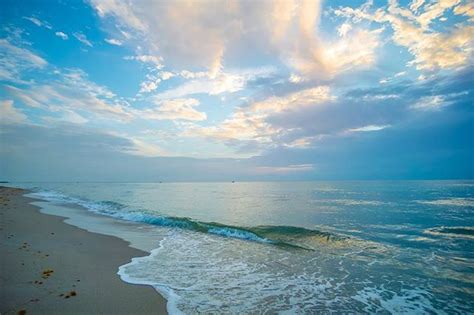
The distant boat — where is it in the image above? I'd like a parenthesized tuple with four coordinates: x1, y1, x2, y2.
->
(232, 181, 235, 183)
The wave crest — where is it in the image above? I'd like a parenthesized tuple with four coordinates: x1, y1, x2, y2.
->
(424, 226, 474, 240)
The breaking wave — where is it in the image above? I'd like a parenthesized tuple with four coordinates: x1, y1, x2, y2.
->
(424, 226, 474, 240)
(29, 189, 345, 250)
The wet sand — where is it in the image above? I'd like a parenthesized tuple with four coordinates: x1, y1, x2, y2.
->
(0, 186, 167, 315)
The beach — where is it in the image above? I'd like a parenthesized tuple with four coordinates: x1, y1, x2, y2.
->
(0, 186, 167, 315)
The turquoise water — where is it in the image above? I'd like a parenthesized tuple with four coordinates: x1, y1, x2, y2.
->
(13, 181, 474, 313)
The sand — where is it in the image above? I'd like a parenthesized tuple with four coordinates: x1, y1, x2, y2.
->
(0, 186, 168, 315)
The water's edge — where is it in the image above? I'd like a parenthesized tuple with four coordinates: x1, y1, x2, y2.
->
(22, 192, 176, 314)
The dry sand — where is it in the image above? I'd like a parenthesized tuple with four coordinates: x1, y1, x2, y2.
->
(0, 186, 167, 315)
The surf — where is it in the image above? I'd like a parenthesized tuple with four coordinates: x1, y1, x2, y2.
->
(30, 189, 345, 250)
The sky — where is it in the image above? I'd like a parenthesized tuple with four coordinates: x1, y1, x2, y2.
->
(0, 0, 473, 181)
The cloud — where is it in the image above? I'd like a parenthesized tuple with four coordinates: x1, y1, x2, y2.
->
(415, 0, 462, 29)
(160, 71, 174, 81)
(55, 31, 69, 40)
(250, 86, 334, 113)
(43, 110, 89, 124)
(184, 111, 277, 148)
(73, 32, 93, 47)
(454, 2, 474, 22)
(276, 2, 382, 77)
(0, 39, 209, 125)
(335, 0, 474, 72)
(411, 95, 449, 110)
(0, 100, 27, 124)
(254, 163, 314, 174)
(121, 137, 168, 157)
(283, 136, 320, 149)
(136, 71, 175, 94)
(6, 69, 133, 122)
(154, 67, 276, 99)
(139, 80, 160, 93)
(124, 54, 163, 69)
(409, 0, 425, 13)
(23, 16, 52, 29)
(141, 98, 207, 121)
(337, 23, 352, 37)
(185, 66, 473, 155)
(288, 73, 305, 83)
(319, 28, 383, 73)
(183, 85, 335, 151)
(89, 0, 381, 78)
(105, 38, 123, 46)
(0, 39, 47, 82)
(92, 0, 147, 31)
(347, 124, 391, 132)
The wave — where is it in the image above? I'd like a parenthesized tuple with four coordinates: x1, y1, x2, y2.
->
(30, 189, 345, 250)
(424, 226, 474, 240)
(416, 198, 474, 207)
(316, 199, 387, 206)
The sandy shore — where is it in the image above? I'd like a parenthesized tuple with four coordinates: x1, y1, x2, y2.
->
(0, 186, 167, 315)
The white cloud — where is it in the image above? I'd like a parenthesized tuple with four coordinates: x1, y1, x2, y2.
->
(379, 71, 407, 84)
(0, 100, 27, 124)
(416, 0, 461, 29)
(289, 73, 305, 83)
(141, 98, 207, 121)
(42, 110, 89, 124)
(154, 67, 276, 99)
(284, 136, 321, 148)
(23, 16, 42, 27)
(59, 110, 89, 124)
(23, 16, 52, 29)
(89, 0, 381, 79)
(409, 0, 425, 12)
(454, 2, 474, 22)
(123, 138, 168, 157)
(6, 69, 133, 122)
(362, 94, 399, 101)
(347, 125, 390, 132)
(317, 28, 383, 74)
(0, 39, 47, 82)
(137, 71, 175, 94)
(250, 86, 334, 113)
(183, 85, 334, 148)
(337, 22, 353, 37)
(55, 31, 69, 40)
(335, 0, 474, 72)
(184, 111, 277, 146)
(411, 95, 448, 110)
(124, 54, 164, 69)
(4, 85, 43, 108)
(139, 80, 160, 93)
(159, 71, 174, 81)
(92, 0, 147, 31)
(73, 32, 93, 47)
(105, 38, 123, 46)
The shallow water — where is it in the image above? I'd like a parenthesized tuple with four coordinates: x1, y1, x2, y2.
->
(11, 181, 474, 313)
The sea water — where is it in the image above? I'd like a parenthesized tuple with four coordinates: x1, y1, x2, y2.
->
(10, 181, 474, 313)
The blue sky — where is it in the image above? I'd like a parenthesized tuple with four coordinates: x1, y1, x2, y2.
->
(0, 0, 473, 181)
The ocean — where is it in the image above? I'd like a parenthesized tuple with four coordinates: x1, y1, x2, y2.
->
(10, 181, 474, 314)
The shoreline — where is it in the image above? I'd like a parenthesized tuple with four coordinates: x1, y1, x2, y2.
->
(0, 186, 168, 314)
